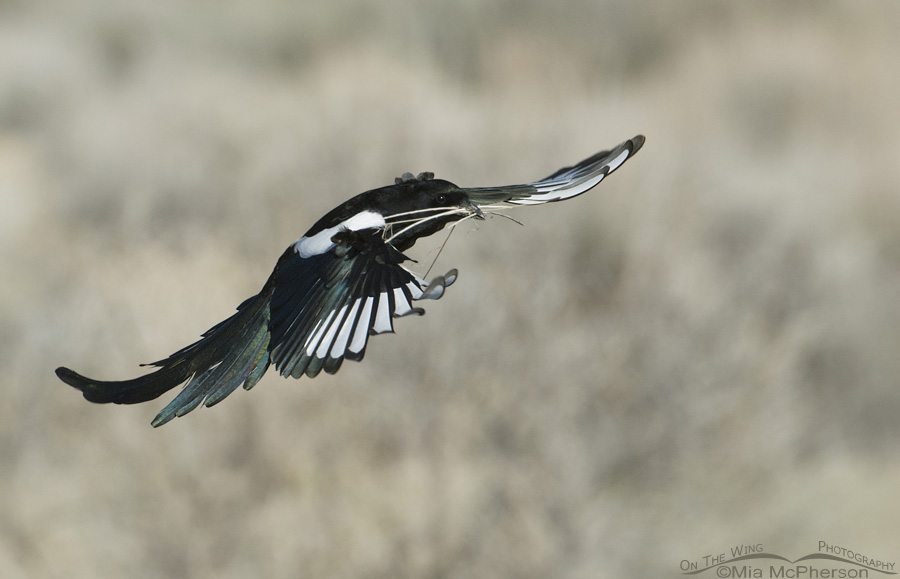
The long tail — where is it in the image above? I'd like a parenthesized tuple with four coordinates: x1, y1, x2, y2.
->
(56, 284, 274, 427)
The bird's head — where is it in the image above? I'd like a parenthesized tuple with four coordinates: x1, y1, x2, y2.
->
(381, 173, 483, 249)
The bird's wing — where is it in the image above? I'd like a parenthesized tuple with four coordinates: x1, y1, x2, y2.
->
(57, 229, 455, 427)
(267, 229, 456, 380)
(464, 135, 644, 206)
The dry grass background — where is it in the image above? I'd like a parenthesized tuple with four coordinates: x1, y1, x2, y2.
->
(2, 1, 900, 577)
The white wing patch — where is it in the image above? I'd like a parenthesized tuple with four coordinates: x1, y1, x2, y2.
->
(286, 268, 458, 371)
(605, 148, 630, 173)
(330, 298, 362, 359)
(373, 292, 393, 334)
(303, 318, 323, 350)
(393, 288, 413, 316)
(292, 210, 386, 258)
(469, 137, 643, 207)
(306, 310, 335, 356)
(407, 281, 424, 299)
(316, 305, 347, 359)
(349, 297, 375, 354)
(511, 147, 632, 205)
(516, 171, 608, 205)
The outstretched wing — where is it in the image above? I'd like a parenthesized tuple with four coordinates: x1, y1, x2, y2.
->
(464, 135, 644, 206)
(267, 229, 456, 380)
(57, 229, 456, 427)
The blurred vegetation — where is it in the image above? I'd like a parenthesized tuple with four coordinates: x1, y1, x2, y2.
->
(2, 1, 899, 578)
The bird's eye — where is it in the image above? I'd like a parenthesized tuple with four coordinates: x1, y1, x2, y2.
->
(437, 194, 447, 204)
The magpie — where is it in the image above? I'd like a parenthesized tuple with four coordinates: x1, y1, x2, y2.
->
(56, 135, 645, 426)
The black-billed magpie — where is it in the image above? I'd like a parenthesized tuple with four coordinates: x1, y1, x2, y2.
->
(57, 135, 644, 426)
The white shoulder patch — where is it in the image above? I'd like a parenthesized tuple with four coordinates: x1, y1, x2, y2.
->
(292, 210, 386, 258)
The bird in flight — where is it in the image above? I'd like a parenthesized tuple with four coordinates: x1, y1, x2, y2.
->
(57, 135, 645, 427)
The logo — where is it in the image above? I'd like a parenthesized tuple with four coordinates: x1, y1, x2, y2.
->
(679, 541, 895, 578)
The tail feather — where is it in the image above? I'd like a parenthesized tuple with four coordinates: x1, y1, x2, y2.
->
(56, 287, 274, 427)
(204, 331, 270, 407)
(151, 314, 271, 427)
(56, 364, 194, 405)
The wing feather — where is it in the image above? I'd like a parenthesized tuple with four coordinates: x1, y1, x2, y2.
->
(268, 230, 455, 379)
(464, 135, 644, 206)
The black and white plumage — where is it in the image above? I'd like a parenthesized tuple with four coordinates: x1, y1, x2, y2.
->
(57, 135, 644, 426)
